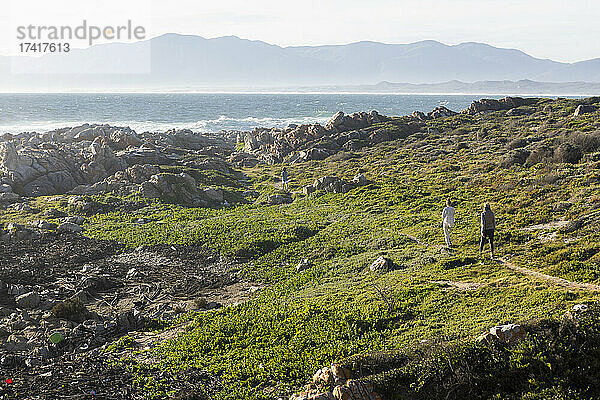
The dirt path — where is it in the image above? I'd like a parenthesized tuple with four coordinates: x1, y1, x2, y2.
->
(498, 258, 600, 291)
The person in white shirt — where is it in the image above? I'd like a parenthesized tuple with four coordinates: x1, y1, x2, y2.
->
(441, 199, 455, 247)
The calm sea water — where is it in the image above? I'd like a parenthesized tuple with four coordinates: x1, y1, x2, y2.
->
(0, 93, 505, 134)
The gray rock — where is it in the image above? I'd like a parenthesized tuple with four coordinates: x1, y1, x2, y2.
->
(0, 192, 20, 203)
(352, 173, 368, 185)
(574, 104, 597, 116)
(15, 291, 41, 308)
(4, 334, 34, 352)
(8, 284, 27, 296)
(303, 185, 316, 195)
(57, 222, 84, 233)
(33, 220, 58, 230)
(203, 188, 224, 203)
(296, 259, 313, 272)
(62, 216, 86, 225)
(3, 223, 40, 242)
(573, 304, 589, 313)
(369, 256, 393, 272)
(268, 194, 293, 205)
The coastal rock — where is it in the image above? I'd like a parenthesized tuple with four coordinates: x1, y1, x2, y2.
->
(314, 176, 340, 191)
(411, 111, 427, 121)
(33, 220, 58, 230)
(2, 223, 40, 242)
(369, 256, 392, 272)
(427, 106, 457, 119)
(573, 304, 589, 313)
(333, 380, 381, 400)
(290, 363, 379, 400)
(506, 107, 532, 116)
(296, 259, 313, 272)
(500, 149, 530, 167)
(4, 334, 35, 352)
(477, 323, 526, 344)
(0, 192, 20, 203)
(240, 111, 388, 164)
(325, 111, 385, 133)
(15, 292, 41, 309)
(298, 148, 331, 161)
(573, 104, 597, 116)
(313, 176, 356, 194)
(63, 216, 86, 225)
(203, 188, 224, 203)
(58, 222, 84, 233)
(352, 173, 368, 185)
(462, 97, 527, 115)
(303, 185, 316, 195)
(268, 193, 293, 205)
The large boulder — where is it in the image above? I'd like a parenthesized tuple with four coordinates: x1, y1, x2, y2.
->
(203, 188, 224, 203)
(290, 363, 379, 400)
(369, 256, 393, 272)
(427, 106, 457, 119)
(0, 192, 20, 203)
(574, 104, 597, 116)
(477, 323, 526, 344)
(268, 193, 293, 205)
(58, 222, 84, 233)
(15, 291, 40, 309)
(325, 111, 385, 133)
(462, 97, 527, 115)
(2, 223, 40, 242)
(313, 176, 355, 194)
(500, 149, 530, 167)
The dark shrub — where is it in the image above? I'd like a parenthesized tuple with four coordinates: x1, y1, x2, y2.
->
(506, 138, 529, 150)
(500, 149, 530, 167)
(526, 145, 554, 166)
(554, 143, 582, 164)
(568, 131, 600, 154)
(51, 298, 88, 322)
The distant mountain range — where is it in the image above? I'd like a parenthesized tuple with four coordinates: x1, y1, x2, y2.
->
(2, 33, 600, 92)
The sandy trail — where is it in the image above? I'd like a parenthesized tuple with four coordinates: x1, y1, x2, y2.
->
(498, 258, 600, 291)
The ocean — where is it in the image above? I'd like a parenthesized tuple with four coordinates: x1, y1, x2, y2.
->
(0, 93, 513, 134)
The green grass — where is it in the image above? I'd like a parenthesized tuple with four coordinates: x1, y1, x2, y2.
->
(2, 96, 600, 399)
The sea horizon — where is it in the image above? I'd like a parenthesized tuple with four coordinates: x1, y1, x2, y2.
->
(0, 92, 585, 134)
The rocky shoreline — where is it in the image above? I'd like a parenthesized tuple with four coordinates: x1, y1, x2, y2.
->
(1, 96, 598, 398)
(1, 96, 559, 206)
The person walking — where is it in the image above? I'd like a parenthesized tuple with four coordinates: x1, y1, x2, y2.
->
(480, 203, 496, 259)
(441, 199, 455, 247)
(281, 167, 289, 191)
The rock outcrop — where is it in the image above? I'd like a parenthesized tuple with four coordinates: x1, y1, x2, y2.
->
(237, 111, 389, 164)
(0, 124, 236, 202)
(306, 174, 370, 195)
(573, 104, 597, 116)
(477, 323, 526, 344)
(462, 97, 529, 115)
(290, 363, 381, 400)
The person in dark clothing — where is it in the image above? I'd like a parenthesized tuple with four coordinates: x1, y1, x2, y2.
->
(480, 203, 496, 259)
(281, 167, 289, 191)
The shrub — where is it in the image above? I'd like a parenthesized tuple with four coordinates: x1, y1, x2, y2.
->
(567, 131, 600, 154)
(554, 143, 582, 164)
(500, 149, 530, 167)
(51, 298, 88, 322)
(506, 138, 529, 150)
(526, 145, 554, 166)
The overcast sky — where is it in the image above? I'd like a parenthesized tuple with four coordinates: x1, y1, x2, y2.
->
(3, 0, 599, 63)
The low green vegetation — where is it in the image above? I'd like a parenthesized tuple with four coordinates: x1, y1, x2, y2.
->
(2, 97, 600, 399)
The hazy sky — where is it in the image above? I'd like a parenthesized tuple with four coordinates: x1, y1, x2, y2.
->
(3, 0, 599, 62)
